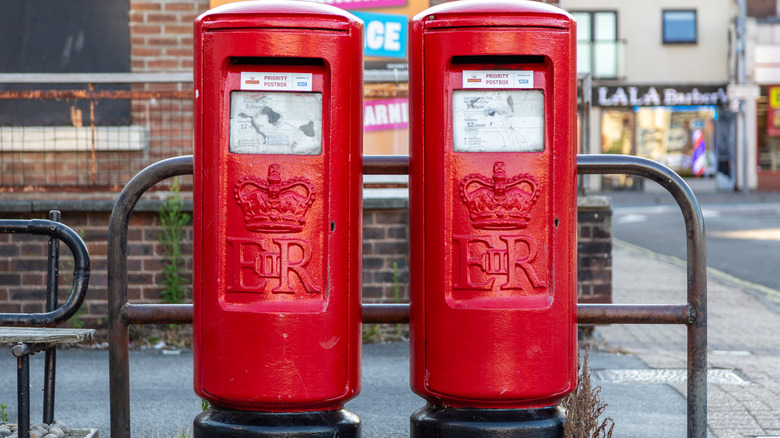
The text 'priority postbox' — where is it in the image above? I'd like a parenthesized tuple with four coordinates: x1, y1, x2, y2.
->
(193, 1, 363, 412)
(409, 1, 578, 409)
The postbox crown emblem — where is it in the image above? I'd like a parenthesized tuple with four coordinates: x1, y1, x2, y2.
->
(234, 164, 316, 233)
(458, 162, 541, 230)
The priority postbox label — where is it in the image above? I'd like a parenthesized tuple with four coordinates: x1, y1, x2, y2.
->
(462, 70, 534, 89)
(240, 72, 313, 91)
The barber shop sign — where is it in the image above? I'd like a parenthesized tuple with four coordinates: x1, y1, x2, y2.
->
(595, 85, 730, 107)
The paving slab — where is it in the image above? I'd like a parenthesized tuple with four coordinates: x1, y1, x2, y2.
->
(598, 243, 780, 438)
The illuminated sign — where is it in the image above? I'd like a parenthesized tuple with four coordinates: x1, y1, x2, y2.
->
(595, 85, 729, 107)
(351, 11, 408, 59)
(769, 86, 780, 136)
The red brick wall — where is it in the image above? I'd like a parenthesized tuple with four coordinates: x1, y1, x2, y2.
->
(362, 210, 409, 304)
(747, 0, 777, 18)
(0, 209, 191, 328)
(130, 0, 208, 73)
(577, 197, 613, 304)
(127, 1, 205, 191)
(0, 199, 611, 333)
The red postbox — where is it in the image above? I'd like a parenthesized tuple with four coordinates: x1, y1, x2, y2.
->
(409, 0, 577, 415)
(192, 0, 363, 417)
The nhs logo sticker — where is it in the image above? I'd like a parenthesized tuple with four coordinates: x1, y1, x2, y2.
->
(517, 72, 533, 87)
(351, 11, 408, 59)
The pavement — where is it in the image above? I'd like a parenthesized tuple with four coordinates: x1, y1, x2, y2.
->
(596, 242, 780, 438)
(0, 235, 779, 437)
(604, 186, 780, 209)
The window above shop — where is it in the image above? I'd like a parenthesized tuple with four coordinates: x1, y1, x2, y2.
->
(571, 10, 625, 80)
(662, 10, 698, 44)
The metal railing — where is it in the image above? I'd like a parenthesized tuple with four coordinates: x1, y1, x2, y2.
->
(107, 154, 707, 438)
(0, 214, 91, 438)
(0, 215, 91, 327)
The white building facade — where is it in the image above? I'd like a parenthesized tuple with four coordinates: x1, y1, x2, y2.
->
(558, 0, 748, 191)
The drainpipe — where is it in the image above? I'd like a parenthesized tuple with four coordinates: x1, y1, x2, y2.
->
(736, 0, 750, 193)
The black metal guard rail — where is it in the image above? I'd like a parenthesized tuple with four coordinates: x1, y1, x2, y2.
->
(43, 211, 62, 425)
(108, 154, 707, 438)
(0, 219, 91, 327)
(1, 215, 91, 438)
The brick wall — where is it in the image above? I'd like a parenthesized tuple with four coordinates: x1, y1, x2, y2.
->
(362, 209, 409, 304)
(0, 207, 190, 328)
(0, 197, 612, 334)
(130, 0, 208, 73)
(128, 0, 204, 191)
(747, 0, 777, 18)
(576, 196, 613, 304)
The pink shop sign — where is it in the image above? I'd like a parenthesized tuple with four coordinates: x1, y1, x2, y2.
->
(364, 98, 409, 132)
(308, 0, 407, 9)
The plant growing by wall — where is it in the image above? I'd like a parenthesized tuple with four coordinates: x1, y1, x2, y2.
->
(561, 347, 615, 438)
(158, 177, 190, 305)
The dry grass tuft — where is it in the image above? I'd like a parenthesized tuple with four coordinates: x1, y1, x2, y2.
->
(561, 347, 615, 438)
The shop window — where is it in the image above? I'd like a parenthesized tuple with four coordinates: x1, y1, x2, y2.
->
(662, 10, 697, 44)
(571, 11, 624, 80)
(758, 86, 780, 173)
(634, 106, 717, 177)
(601, 109, 640, 189)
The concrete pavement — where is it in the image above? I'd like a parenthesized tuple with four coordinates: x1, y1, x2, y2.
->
(0, 343, 692, 438)
(597, 242, 780, 437)
(0, 241, 778, 437)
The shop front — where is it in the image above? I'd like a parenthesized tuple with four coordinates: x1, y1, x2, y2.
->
(758, 85, 780, 190)
(594, 84, 732, 190)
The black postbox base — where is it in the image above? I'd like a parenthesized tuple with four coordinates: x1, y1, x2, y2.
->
(194, 406, 360, 438)
(411, 404, 565, 438)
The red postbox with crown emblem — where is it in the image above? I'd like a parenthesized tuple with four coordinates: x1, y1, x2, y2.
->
(409, 1, 577, 410)
(193, 1, 362, 412)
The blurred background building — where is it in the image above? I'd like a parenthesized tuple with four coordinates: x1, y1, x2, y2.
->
(1, 0, 778, 193)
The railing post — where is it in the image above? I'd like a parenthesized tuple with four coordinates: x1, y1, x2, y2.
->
(108, 156, 194, 438)
(578, 154, 707, 438)
(43, 210, 61, 424)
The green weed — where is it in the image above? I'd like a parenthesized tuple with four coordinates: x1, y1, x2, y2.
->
(66, 309, 85, 329)
(158, 177, 190, 305)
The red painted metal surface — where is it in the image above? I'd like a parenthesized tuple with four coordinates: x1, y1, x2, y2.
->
(409, 1, 578, 409)
(193, 1, 363, 412)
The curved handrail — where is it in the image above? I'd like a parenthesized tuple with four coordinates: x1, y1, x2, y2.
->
(107, 153, 706, 438)
(0, 219, 90, 327)
(577, 154, 707, 438)
(107, 155, 193, 438)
